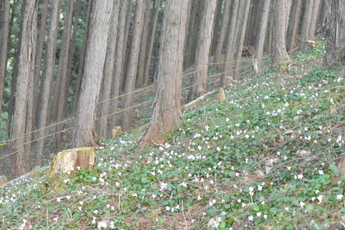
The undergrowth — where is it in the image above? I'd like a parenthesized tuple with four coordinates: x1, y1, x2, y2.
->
(2, 41, 345, 229)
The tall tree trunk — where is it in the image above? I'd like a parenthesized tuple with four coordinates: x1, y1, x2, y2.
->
(299, 0, 314, 51)
(120, 0, 133, 93)
(33, 0, 49, 129)
(73, 0, 93, 113)
(234, 0, 251, 80)
(271, 0, 291, 66)
(286, 0, 302, 51)
(72, 0, 113, 148)
(136, 0, 151, 88)
(265, 0, 276, 55)
(254, 0, 270, 72)
(318, 0, 327, 29)
(64, 0, 82, 117)
(214, 0, 232, 68)
(184, 0, 201, 69)
(0, 0, 10, 119)
(6, 0, 22, 139)
(121, 1, 145, 131)
(53, 0, 74, 147)
(188, 0, 216, 100)
(143, 0, 161, 86)
(220, 0, 239, 87)
(11, 0, 38, 177)
(323, 0, 345, 64)
(35, 0, 61, 167)
(309, 0, 321, 39)
(108, 0, 128, 135)
(210, 0, 224, 56)
(245, 0, 259, 46)
(142, 0, 190, 143)
(97, 0, 120, 138)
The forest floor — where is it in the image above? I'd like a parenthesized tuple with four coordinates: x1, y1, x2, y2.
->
(2, 40, 345, 229)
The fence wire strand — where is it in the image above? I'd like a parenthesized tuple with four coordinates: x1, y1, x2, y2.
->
(0, 56, 262, 164)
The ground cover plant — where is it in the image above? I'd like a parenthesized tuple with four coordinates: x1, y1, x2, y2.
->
(2, 41, 345, 229)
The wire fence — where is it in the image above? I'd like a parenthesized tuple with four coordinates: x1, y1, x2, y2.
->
(0, 55, 271, 178)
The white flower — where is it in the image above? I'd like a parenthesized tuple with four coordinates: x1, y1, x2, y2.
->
(209, 199, 216, 206)
(180, 182, 187, 187)
(337, 135, 342, 143)
(160, 182, 168, 191)
(207, 217, 221, 228)
(248, 215, 254, 221)
(300, 201, 305, 208)
(337, 194, 344, 200)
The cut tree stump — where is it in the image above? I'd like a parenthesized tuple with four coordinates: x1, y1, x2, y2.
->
(48, 147, 96, 178)
(0, 175, 8, 186)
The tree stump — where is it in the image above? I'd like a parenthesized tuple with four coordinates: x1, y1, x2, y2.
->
(48, 147, 96, 178)
(0, 175, 8, 187)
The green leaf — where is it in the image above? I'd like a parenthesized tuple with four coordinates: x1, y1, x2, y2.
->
(141, 177, 150, 184)
(320, 174, 331, 186)
(306, 204, 314, 212)
(219, 222, 226, 228)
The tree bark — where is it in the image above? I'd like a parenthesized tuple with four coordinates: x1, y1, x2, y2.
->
(299, 0, 314, 51)
(220, 0, 239, 87)
(323, 0, 345, 64)
(33, 0, 49, 129)
(309, 0, 321, 39)
(73, 0, 93, 113)
(72, 0, 113, 148)
(108, 0, 128, 135)
(64, 0, 82, 119)
(0, 0, 10, 119)
(234, 0, 251, 80)
(188, 0, 216, 100)
(245, 0, 259, 46)
(136, 0, 152, 88)
(210, 0, 224, 56)
(11, 0, 38, 177)
(53, 0, 74, 147)
(97, 0, 120, 138)
(142, 0, 190, 144)
(143, 0, 161, 86)
(214, 0, 232, 68)
(121, 1, 145, 131)
(271, 0, 291, 66)
(287, 0, 302, 51)
(254, 0, 270, 72)
(35, 0, 61, 167)
(184, 0, 201, 69)
(6, 0, 22, 139)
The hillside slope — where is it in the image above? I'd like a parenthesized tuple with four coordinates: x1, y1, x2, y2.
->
(2, 42, 345, 229)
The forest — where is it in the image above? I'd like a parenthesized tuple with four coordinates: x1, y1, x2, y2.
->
(0, 0, 344, 179)
(1, 0, 345, 229)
